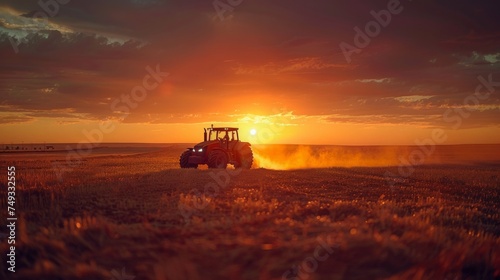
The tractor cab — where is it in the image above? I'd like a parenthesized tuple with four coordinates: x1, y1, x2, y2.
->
(180, 124, 253, 169)
(204, 126, 240, 152)
(205, 126, 240, 142)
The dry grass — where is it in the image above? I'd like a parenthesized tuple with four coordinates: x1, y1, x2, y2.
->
(0, 145, 499, 279)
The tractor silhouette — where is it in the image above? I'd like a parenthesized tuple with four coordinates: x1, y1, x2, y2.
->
(180, 125, 253, 169)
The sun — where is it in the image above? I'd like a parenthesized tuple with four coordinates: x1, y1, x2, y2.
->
(250, 128, 257, 136)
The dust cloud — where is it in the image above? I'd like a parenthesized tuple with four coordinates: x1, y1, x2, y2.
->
(252, 145, 426, 169)
(252, 144, 500, 169)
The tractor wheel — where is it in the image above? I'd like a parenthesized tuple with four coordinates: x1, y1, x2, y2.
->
(235, 145, 253, 169)
(179, 150, 197, 168)
(208, 150, 228, 169)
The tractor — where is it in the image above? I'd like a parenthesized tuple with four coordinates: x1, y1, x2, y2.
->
(179, 125, 253, 169)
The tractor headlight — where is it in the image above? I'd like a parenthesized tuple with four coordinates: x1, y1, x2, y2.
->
(192, 149, 195, 152)
(197, 148, 203, 152)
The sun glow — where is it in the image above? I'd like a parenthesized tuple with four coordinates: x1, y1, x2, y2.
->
(250, 128, 257, 135)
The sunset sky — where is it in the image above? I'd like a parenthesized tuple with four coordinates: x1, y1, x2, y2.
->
(1, 0, 499, 145)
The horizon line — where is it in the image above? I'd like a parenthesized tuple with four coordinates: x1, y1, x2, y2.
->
(1, 142, 500, 147)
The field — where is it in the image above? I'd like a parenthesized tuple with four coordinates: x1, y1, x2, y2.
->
(0, 144, 499, 280)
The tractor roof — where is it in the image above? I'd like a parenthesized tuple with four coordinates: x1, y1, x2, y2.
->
(211, 127, 239, 131)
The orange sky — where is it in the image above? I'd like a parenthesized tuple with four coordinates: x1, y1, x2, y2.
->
(0, 1, 499, 145)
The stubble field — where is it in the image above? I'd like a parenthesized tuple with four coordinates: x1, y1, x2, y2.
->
(0, 144, 499, 280)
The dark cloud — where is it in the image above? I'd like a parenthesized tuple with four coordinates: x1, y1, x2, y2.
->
(0, 0, 499, 129)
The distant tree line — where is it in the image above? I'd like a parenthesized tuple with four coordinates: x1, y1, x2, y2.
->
(3, 145, 55, 151)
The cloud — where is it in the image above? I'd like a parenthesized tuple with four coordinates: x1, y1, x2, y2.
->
(233, 57, 351, 75)
(0, 0, 499, 131)
(392, 95, 434, 103)
(0, 115, 34, 124)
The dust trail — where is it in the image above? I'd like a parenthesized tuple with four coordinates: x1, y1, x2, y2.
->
(252, 145, 419, 169)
